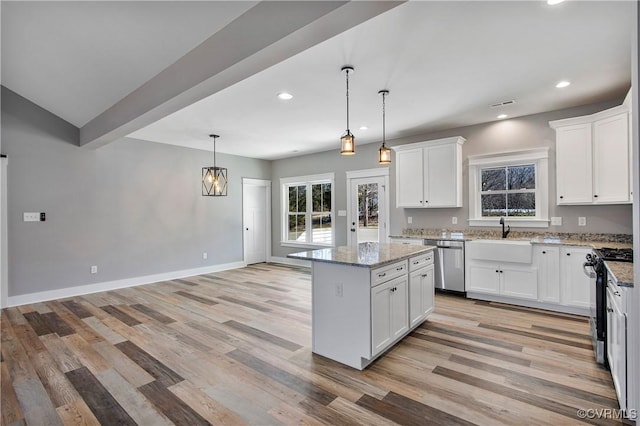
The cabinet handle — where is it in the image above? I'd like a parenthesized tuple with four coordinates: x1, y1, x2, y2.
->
(425, 200, 429, 203)
(495, 270, 499, 273)
(421, 274, 428, 278)
(566, 253, 571, 256)
(413, 261, 419, 265)
(500, 270, 503, 273)
(542, 251, 546, 254)
(379, 272, 386, 278)
(607, 308, 613, 313)
(594, 194, 598, 198)
(614, 291, 621, 296)
(559, 195, 564, 199)
(396, 266, 404, 271)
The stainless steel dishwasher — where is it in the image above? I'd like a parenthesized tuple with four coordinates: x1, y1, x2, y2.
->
(424, 239, 465, 294)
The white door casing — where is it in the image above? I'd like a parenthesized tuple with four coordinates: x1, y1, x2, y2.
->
(242, 178, 271, 265)
(346, 168, 390, 247)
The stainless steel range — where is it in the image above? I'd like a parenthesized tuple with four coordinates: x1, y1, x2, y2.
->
(584, 247, 633, 365)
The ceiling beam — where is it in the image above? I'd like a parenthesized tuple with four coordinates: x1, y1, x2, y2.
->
(79, 1, 404, 148)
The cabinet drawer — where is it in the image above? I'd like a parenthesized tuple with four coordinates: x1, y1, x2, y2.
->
(372, 260, 407, 286)
(409, 251, 434, 271)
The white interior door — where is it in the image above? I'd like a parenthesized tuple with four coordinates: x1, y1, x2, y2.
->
(347, 171, 388, 247)
(243, 179, 270, 265)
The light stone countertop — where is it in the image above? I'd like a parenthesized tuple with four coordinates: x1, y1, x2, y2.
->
(287, 242, 435, 269)
(605, 261, 634, 287)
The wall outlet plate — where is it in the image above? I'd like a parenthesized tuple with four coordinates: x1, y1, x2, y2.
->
(90, 265, 98, 274)
(337, 210, 347, 217)
(452, 216, 458, 224)
(550, 217, 562, 226)
(407, 216, 413, 224)
(23, 212, 40, 222)
(578, 217, 587, 226)
(203, 252, 208, 260)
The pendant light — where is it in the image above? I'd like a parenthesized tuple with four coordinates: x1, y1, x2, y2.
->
(202, 134, 228, 196)
(378, 89, 391, 164)
(340, 66, 355, 155)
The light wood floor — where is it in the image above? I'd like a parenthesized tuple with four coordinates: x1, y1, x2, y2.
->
(1, 263, 627, 425)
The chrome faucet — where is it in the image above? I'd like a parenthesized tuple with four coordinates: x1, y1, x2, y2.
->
(499, 217, 510, 239)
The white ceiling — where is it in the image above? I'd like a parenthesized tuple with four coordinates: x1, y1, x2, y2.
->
(2, 1, 633, 160)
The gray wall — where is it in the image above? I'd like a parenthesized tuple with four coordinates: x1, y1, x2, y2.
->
(272, 98, 633, 258)
(2, 87, 270, 297)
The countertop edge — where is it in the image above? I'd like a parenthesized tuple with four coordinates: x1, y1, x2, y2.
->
(287, 245, 436, 269)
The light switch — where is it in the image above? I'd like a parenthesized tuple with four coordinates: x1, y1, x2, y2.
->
(578, 217, 587, 226)
(551, 217, 562, 226)
(338, 210, 347, 217)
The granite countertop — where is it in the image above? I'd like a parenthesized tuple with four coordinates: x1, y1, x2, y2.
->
(605, 261, 634, 287)
(287, 242, 435, 268)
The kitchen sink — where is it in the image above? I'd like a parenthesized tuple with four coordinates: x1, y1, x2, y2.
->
(466, 239, 533, 263)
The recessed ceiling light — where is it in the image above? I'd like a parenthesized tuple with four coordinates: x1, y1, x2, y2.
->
(556, 80, 571, 88)
(497, 114, 508, 119)
(277, 92, 293, 100)
(359, 126, 369, 130)
(547, 0, 565, 5)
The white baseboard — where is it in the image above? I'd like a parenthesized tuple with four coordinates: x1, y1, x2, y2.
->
(5, 261, 247, 308)
(269, 256, 311, 268)
(465, 292, 590, 316)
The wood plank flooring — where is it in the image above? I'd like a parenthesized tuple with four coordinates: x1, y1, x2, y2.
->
(0, 263, 628, 425)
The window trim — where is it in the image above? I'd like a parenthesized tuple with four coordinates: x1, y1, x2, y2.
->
(280, 173, 335, 248)
(468, 148, 549, 228)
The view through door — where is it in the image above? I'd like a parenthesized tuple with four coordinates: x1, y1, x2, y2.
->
(348, 174, 387, 246)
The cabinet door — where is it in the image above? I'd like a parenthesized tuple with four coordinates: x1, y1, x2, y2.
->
(396, 149, 424, 208)
(466, 262, 500, 294)
(593, 113, 630, 204)
(409, 266, 434, 328)
(555, 124, 593, 204)
(371, 281, 393, 355)
(534, 246, 560, 303)
(425, 144, 460, 207)
(607, 287, 627, 410)
(390, 278, 409, 340)
(560, 247, 591, 308)
(501, 265, 538, 300)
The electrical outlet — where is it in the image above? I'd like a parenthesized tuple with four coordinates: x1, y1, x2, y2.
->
(23, 212, 40, 222)
(203, 252, 208, 260)
(407, 216, 413, 224)
(452, 216, 458, 225)
(578, 217, 587, 226)
(90, 265, 98, 274)
(551, 217, 562, 226)
(335, 283, 343, 297)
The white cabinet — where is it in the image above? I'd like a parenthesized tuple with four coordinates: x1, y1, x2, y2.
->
(606, 278, 627, 411)
(371, 275, 408, 356)
(389, 237, 424, 245)
(409, 265, 434, 328)
(555, 124, 593, 204)
(551, 104, 631, 205)
(593, 113, 630, 203)
(393, 136, 465, 208)
(466, 261, 537, 300)
(533, 245, 560, 303)
(560, 247, 591, 308)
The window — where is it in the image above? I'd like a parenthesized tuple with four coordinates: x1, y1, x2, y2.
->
(480, 165, 536, 217)
(468, 148, 549, 228)
(281, 173, 334, 247)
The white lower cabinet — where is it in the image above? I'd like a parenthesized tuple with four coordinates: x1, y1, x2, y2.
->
(371, 275, 409, 356)
(534, 245, 560, 303)
(409, 265, 434, 328)
(560, 247, 592, 308)
(607, 278, 628, 412)
(466, 261, 537, 299)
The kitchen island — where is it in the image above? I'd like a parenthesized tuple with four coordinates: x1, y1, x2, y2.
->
(288, 242, 436, 370)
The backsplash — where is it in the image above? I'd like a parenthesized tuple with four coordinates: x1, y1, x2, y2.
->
(401, 228, 633, 243)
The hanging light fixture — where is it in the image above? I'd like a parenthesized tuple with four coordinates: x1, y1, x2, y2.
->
(340, 66, 355, 155)
(378, 89, 391, 164)
(202, 134, 228, 196)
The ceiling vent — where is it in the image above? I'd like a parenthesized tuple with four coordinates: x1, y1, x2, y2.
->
(490, 100, 516, 108)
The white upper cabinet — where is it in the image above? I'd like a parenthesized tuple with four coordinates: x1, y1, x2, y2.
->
(550, 90, 632, 206)
(393, 136, 465, 208)
(555, 123, 593, 204)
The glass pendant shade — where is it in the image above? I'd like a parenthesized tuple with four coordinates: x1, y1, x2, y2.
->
(378, 144, 391, 164)
(340, 66, 356, 155)
(341, 131, 355, 155)
(202, 134, 228, 196)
